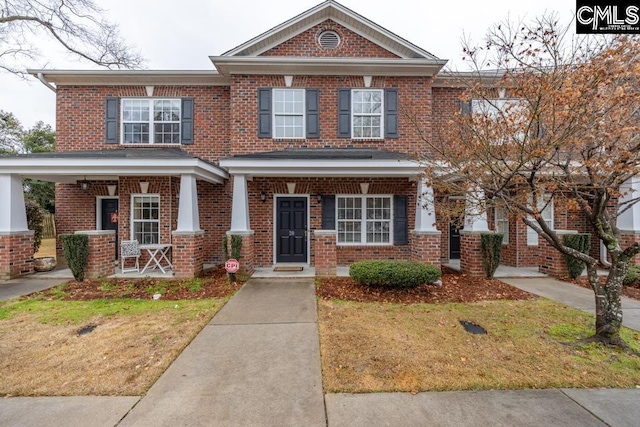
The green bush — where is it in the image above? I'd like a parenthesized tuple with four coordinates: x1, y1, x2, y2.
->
(563, 233, 591, 279)
(60, 234, 89, 281)
(349, 260, 441, 288)
(480, 233, 504, 278)
(25, 199, 44, 253)
(624, 265, 640, 286)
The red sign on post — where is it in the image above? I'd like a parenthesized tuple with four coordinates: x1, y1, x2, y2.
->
(225, 258, 240, 274)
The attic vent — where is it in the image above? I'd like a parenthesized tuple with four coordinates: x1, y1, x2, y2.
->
(318, 31, 340, 49)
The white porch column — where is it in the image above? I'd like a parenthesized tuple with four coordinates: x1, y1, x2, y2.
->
(464, 185, 490, 232)
(0, 174, 28, 232)
(617, 176, 640, 231)
(175, 174, 201, 232)
(229, 174, 252, 233)
(414, 179, 438, 232)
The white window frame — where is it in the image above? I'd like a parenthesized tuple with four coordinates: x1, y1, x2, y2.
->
(121, 98, 181, 144)
(472, 98, 524, 145)
(495, 205, 509, 245)
(336, 195, 393, 246)
(130, 194, 161, 245)
(351, 89, 384, 139)
(527, 195, 554, 246)
(272, 88, 305, 139)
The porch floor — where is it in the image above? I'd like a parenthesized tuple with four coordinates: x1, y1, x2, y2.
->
(444, 260, 548, 278)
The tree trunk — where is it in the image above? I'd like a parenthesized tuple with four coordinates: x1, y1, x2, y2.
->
(587, 263, 626, 346)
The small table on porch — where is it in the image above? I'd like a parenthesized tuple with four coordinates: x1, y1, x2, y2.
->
(140, 243, 174, 274)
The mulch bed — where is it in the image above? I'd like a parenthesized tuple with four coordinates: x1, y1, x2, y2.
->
(561, 276, 640, 301)
(317, 268, 535, 304)
(40, 266, 242, 301)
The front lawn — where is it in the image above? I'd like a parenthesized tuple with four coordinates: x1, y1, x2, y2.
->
(318, 274, 640, 392)
(0, 268, 240, 396)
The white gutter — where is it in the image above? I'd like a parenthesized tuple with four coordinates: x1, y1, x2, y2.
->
(37, 73, 56, 93)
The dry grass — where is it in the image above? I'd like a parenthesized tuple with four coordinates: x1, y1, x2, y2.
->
(35, 238, 56, 258)
(319, 299, 640, 392)
(0, 298, 227, 396)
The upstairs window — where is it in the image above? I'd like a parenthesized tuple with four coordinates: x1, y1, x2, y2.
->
(273, 89, 305, 139)
(121, 99, 181, 144)
(352, 89, 383, 139)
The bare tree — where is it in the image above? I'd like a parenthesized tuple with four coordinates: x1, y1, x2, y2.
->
(0, 0, 143, 75)
(420, 16, 640, 348)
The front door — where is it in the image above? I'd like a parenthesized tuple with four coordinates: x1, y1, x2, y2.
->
(276, 197, 307, 263)
(101, 198, 119, 259)
(449, 221, 462, 260)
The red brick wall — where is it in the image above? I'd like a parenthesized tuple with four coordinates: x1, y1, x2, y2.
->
(460, 232, 484, 276)
(261, 20, 400, 58)
(249, 177, 416, 267)
(80, 231, 115, 279)
(410, 232, 441, 266)
(55, 85, 231, 163)
(0, 232, 34, 280)
(539, 236, 571, 277)
(314, 231, 337, 275)
(172, 231, 204, 278)
(230, 75, 433, 155)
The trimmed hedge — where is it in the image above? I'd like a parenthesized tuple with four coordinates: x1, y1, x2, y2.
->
(480, 233, 504, 278)
(624, 265, 640, 286)
(349, 260, 441, 288)
(562, 233, 591, 279)
(25, 199, 44, 253)
(60, 234, 89, 281)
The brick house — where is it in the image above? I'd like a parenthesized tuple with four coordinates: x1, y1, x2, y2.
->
(1, 0, 633, 280)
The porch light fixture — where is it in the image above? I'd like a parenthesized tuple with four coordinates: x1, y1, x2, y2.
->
(286, 182, 296, 194)
(316, 194, 322, 202)
(107, 185, 117, 196)
(79, 177, 89, 191)
(140, 180, 150, 194)
(360, 182, 370, 194)
(260, 191, 267, 202)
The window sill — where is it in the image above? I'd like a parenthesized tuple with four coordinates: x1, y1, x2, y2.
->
(337, 243, 393, 247)
(119, 143, 182, 147)
(350, 138, 385, 142)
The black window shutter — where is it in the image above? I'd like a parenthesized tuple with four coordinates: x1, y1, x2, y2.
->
(322, 195, 336, 230)
(105, 97, 119, 143)
(306, 88, 319, 138)
(337, 89, 351, 138)
(394, 195, 409, 245)
(460, 100, 472, 116)
(181, 98, 194, 145)
(385, 88, 399, 138)
(258, 88, 272, 138)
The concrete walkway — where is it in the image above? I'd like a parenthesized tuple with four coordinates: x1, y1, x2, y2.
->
(118, 278, 325, 426)
(501, 277, 640, 331)
(0, 276, 65, 301)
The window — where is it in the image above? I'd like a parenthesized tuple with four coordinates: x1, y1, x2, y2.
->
(122, 99, 180, 144)
(527, 195, 553, 246)
(495, 206, 509, 245)
(337, 196, 392, 244)
(352, 89, 383, 139)
(273, 89, 305, 138)
(131, 195, 160, 244)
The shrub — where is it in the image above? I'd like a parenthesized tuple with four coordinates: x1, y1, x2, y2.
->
(480, 233, 504, 278)
(25, 199, 44, 253)
(624, 265, 640, 286)
(563, 233, 591, 279)
(60, 234, 89, 281)
(349, 260, 441, 288)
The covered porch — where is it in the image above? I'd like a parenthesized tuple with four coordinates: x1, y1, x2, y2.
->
(219, 148, 442, 276)
(0, 148, 228, 280)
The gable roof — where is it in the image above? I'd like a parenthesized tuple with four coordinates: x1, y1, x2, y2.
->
(222, 0, 441, 60)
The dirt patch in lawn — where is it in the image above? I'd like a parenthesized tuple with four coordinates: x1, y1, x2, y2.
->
(41, 266, 241, 301)
(317, 268, 535, 304)
(561, 276, 640, 301)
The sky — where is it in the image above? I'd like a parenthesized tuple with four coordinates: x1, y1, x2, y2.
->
(0, 0, 576, 129)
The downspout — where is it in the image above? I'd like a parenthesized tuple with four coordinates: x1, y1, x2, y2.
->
(36, 73, 56, 93)
(600, 241, 612, 267)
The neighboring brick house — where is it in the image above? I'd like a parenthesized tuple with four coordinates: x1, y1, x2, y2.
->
(0, 0, 626, 280)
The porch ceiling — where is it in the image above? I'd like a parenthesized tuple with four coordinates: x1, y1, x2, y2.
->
(0, 148, 229, 184)
(219, 148, 424, 178)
